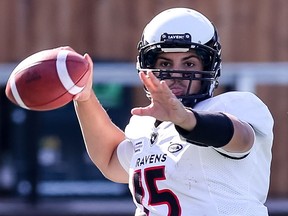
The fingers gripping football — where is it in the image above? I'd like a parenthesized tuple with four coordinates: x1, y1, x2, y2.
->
(73, 53, 94, 102)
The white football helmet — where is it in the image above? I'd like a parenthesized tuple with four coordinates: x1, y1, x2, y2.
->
(137, 8, 222, 107)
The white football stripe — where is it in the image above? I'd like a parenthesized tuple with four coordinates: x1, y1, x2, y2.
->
(56, 50, 84, 95)
(10, 75, 30, 109)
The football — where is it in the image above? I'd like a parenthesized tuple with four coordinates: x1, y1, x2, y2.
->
(5, 48, 90, 111)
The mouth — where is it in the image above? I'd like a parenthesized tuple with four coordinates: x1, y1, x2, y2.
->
(170, 87, 185, 96)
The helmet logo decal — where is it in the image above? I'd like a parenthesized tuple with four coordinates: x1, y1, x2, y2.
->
(160, 33, 191, 42)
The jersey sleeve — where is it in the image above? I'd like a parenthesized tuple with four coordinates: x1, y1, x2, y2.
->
(195, 91, 274, 157)
(116, 139, 133, 173)
(221, 92, 273, 139)
(196, 91, 274, 139)
(117, 115, 156, 172)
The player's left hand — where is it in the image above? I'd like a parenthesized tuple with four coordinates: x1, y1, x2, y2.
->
(131, 71, 196, 130)
(73, 53, 94, 102)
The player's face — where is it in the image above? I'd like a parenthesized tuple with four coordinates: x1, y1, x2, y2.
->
(153, 51, 203, 97)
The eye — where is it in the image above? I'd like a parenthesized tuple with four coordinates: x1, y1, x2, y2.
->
(160, 61, 171, 68)
(184, 62, 195, 68)
(155, 59, 171, 69)
(183, 57, 204, 70)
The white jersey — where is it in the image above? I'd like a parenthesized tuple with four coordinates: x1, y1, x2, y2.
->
(117, 91, 274, 216)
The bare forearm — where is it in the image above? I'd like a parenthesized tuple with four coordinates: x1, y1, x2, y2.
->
(74, 91, 125, 172)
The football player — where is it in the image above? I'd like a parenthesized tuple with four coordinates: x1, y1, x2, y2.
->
(73, 8, 274, 216)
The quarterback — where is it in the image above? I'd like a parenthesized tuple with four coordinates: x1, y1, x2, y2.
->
(73, 8, 274, 216)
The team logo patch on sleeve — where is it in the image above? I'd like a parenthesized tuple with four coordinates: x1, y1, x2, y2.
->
(168, 143, 183, 153)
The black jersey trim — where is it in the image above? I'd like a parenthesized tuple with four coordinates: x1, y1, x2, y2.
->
(215, 149, 250, 160)
(154, 120, 162, 127)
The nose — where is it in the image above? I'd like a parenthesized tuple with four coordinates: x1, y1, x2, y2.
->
(170, 71, 183, 78)
(169, 63, 186, 77)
